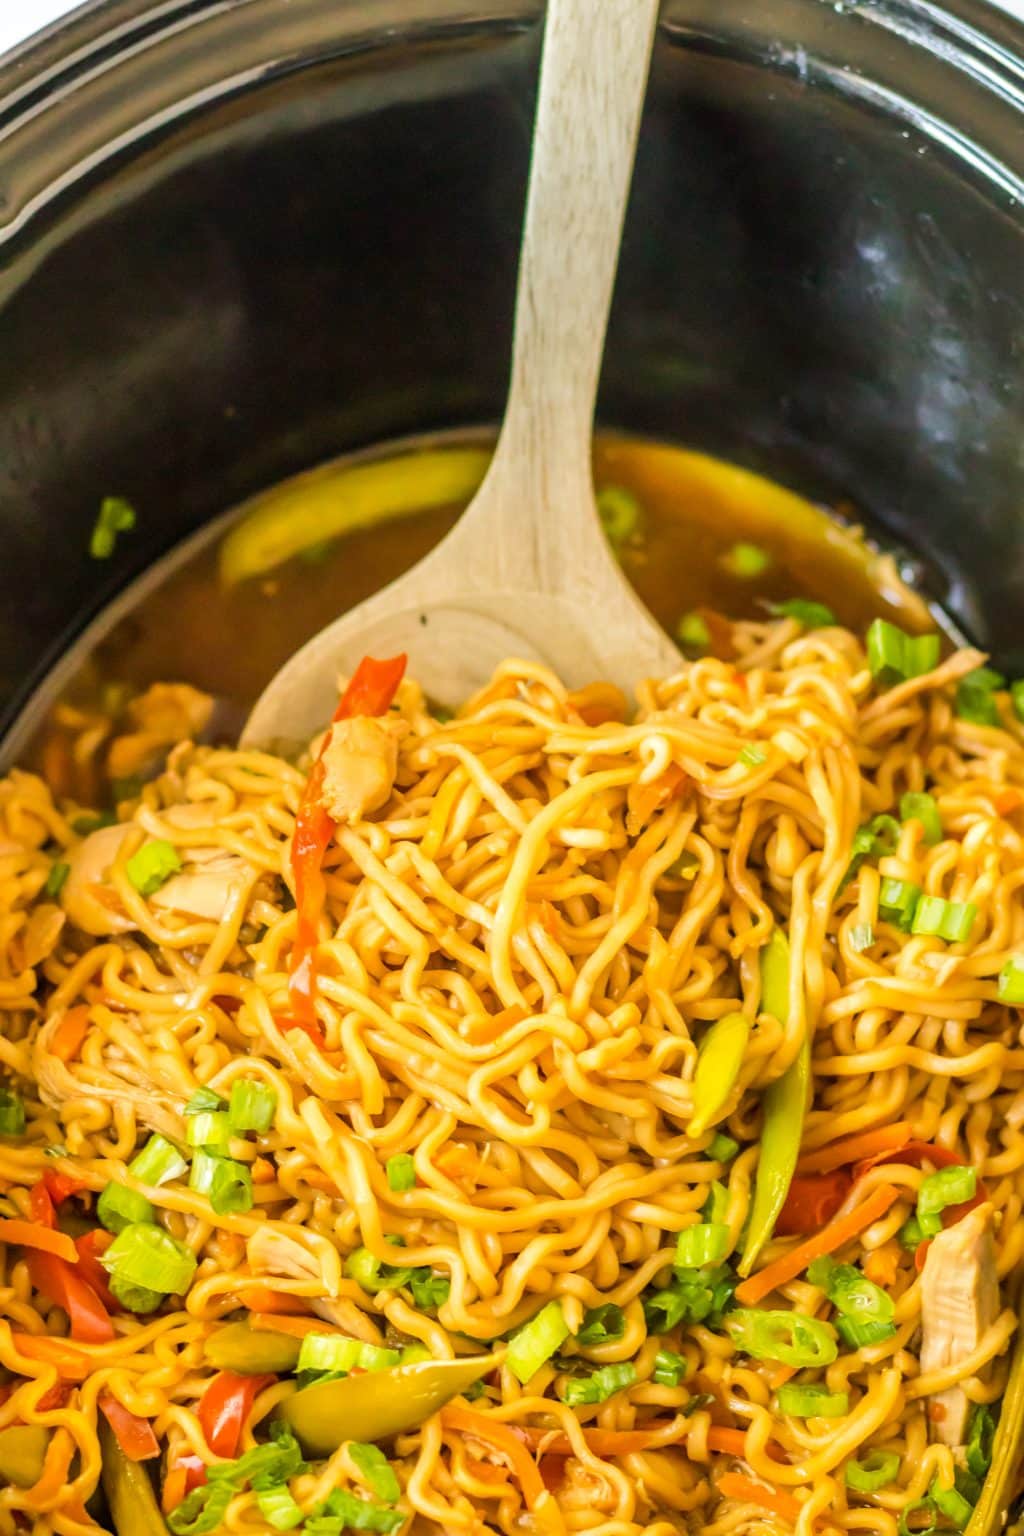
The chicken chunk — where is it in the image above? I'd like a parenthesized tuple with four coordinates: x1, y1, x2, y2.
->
(919, 1203, 999, 1446)
(106, 682, 214, 780)
(319, 715, 405, 824)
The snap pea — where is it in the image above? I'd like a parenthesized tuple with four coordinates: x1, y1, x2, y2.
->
(688, 1011, 750, 1136)
(98, 1417, 168, 1535)
(277, 1354, 498, 1456)
(204, 1319, 302, 1374)
(0, 1424, 49, 1488)
(738, 928, 809, 1276)
(964, 1314, 1024, 1536)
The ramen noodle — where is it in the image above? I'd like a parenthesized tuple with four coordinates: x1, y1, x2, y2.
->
(1, 611, 1023, 1536)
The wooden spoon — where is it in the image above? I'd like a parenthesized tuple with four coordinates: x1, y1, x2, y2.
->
(243, 0, 679, 747)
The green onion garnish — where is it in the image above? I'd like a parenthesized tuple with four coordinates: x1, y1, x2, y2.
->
(576, 1303, 625, 1346)
(767, 598, 835, 629)
(897, 1498, 940, 1536)
(89, 496, 136, 559)
(0, 1089, 26, 1138)
(596, 486, 642, 547)
(506, 1300, 571, 1384)
(835, 1315, 898, 1348)
(706, 1133, 739, 1163)
(839, 814, 901, 892)
(642, 1264, 736, 1333)
(71, 811, 118, 836)
(738, 745, 766, 768)
(189, 1149, 253, 1214)
(930, 1480, 974, 1529)
(777, 1382, 849, 1418)
(385, 1153, 416, 1192)
(807, 1256, 894, 1326)
(998, 956, 1024, 1004)
(109, 1274, 164, 1314)
(347, 1443, 401, 1504)
(408, 1270, 450, 1310)
(229, 1079, 277, 1135)
(966, 1405, 995, 1478)
(866, 620, 940, 688)
(560, 1362, 637, 1406)
(701, 1181, 730, 1224)
(676, 612, 711, 651)
(899, 791, 942, 845)
(297, 1332, 400, 1375)
(186, 1111, 232, 1152)
(44, 862, 70, 899)
(345, 1246, 413, 1295)
(129, 1133, 188, 1187)
(97, 1181, 155, 1234)
(255, 1483, 304, 1532)
(910, 896, 976, 943)
(184, 1086, 228, 1116)
(850, 922, 875, 953)
(725, 542, 770, 578)
(675, 1223, 731, 1268)
(651, 1349, 688, 1386)
(878, 877, 922, 932)
(845, 1450, 900, 1493)
(125, 839, 182, 897)
(101, 1221, 197, 1295)
(898, 1215, 927, 1251)
(917, 1165, 975, 1231)
(725, 1308, 838, 1367)
(315, 1488, 404, 1533)
(955, 666, 1005, 728)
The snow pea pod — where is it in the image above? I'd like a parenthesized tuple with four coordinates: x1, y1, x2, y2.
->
(0, 1424, 48, 1488)
(204, 1319, 302, 1374)
(738, 928, 809, 1276)
(689, 1011, 751, 1136)
(99, 1417, 168, 1535)
(278, 1354, 499, 1456)
(965, 1316, 1024, 1536)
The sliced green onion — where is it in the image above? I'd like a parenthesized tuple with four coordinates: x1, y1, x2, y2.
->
(878, 878, 922, 932)
(839, 814, 901, 892)
(189, 1149, 253, 1215)
(255, 1484, 304, 1532)
(344, 1246, 414, 1295)
(643, 1264, 735, 1333)
(186, 1111, 232, 1151)
(97, 1181, 154, 1235)
(184, 1087, 227, 1115)
(318, 1489, 404, 1533)
(836, 1316, 898, 1349)
(506, 1299, 571, 1384)
(898, 1215, 927, 1250)
(71, 810, 118, 836)
(956, 667, 1005, 728)
(297, 1332, 401, 1374)
(930, 1480, 974, 1529)
(675, 1223, 731, 1268)
(845, 1449, 901, 1493)
(725, 542, 769, 578)
(385, 1154, 416, 1192)
(689, 1011, 750, 1136)
(807, 1257, 894, 1325)
(899, 791, 942, 845)
(597, 486, 642, 547)
(407, 1270, 450, 1310)
(997, 956, 1024, 1004)
(89, 496, 136, 559)
(911, 896, 976, 943)
(0, 1089, 26, 1137)
(348, 1443, 401, 1503)
(560, 1362, 637, 1406)
(917, 1165, 975, 1222)
(706, 1133, 739, 1163)
(109, 1274, 164, 1314)
(725, 1308, 838, 1367)
(229, 1079, 277, 1135)
(738, 745, 766, 768)
(898, 1499, 939, 1536)
(777, 1383, 849, 1418)
(102, 1221, 197, 1295)
(850, 923, 875, 953)
(676, 612, 710, 652)
(168, 1481, 234, 1534)
(767, 598, 835, 629)
(866, 620, 940, 688)
(701, 1181, 730, 1224)
(965, 1404, 994, 1478)
(44, 862, 70, 898)
(125, 839, 181, 897)
(651, 1349, 688, 1386)
(129, 1133, 188, 1187)
(576, 1303, 625, 1347)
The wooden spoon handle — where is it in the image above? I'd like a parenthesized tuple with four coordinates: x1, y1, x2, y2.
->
(454, 0, 660, 587)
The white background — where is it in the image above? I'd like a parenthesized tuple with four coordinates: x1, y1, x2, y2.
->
(2, 0, 1024, 56)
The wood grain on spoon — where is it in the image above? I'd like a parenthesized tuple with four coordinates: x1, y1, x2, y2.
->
(243, 0, 679, 747)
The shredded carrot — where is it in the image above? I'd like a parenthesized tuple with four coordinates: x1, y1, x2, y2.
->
(0, 1219, 79, 1264)
(238, 1286, 311, 1316)
(717, 1472, 805, 1525)
(734, 1183, 902, 1306)
(49, 1005, 90, 1065)
(796, 1123, 915, 1176)
(249, 1312, 335, 1338)
(9, 1333, 92, 1379)
(162, 1465, 187, 1515)
(442, 1405, 547, 1511)
(250, 1157, 277, 1186)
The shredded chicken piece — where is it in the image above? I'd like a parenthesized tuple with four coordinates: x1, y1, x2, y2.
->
(319, 715, 405, 823)
(107, 682, 214, 780)
(32, 1023, 184, 1142)
(150, 853, 252, 921)
(919, 1203, 1000, 1446)
(60, 823, 137, 936)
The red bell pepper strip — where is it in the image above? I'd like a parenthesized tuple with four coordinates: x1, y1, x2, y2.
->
(198, 1371, 275, 1459)
(287, 654, 406, 1033)
(29, 1180, 57, 1229)
(42, 1169, 88, 1208)
(27, 1249, 115, 1344)
(775, 1171, 853, 1236)
(75, 1229, 119, 1312)
(99, 1390, 160, 1460)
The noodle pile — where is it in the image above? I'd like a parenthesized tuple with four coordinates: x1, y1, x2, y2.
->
(1, 614, 1023, 1536)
